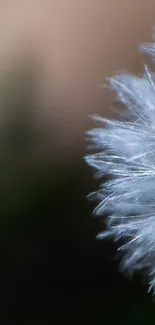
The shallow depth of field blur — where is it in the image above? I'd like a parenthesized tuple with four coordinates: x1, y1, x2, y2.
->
(1, 1, 155, 323)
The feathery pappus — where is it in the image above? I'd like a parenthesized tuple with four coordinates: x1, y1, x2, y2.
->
(85, 35, 155, 294)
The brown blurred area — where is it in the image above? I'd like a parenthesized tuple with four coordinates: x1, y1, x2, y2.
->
(1, 0, 155, 164)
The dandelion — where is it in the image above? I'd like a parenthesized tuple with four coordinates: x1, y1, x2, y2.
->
(85, 35, 155, 294)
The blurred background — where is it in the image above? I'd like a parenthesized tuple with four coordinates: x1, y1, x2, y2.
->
(1, 0, 155, 323)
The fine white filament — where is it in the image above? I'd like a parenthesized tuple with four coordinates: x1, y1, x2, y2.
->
(85, 36, 155, 294)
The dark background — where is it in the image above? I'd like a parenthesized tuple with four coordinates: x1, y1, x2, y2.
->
(0, 142, 154, 323)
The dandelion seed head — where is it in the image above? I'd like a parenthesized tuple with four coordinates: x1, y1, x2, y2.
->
(85, 34, 155, 294)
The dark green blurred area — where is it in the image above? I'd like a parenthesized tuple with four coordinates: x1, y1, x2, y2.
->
(0, 62, 154, 323)
(0, 60, 51, 227)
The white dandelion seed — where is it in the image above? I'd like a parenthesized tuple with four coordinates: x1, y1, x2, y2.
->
(85, 34, 155, 294)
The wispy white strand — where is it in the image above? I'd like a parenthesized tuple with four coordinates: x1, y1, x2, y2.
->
(85, 35, 155, 294)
